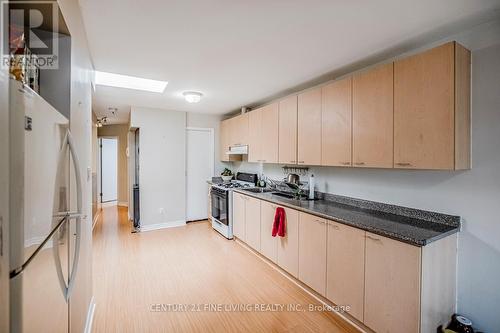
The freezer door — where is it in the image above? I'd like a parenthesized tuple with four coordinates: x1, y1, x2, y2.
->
(10, 218, 69, 333)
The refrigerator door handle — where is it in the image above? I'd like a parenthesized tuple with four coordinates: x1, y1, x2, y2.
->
(52, 129, 83, 302)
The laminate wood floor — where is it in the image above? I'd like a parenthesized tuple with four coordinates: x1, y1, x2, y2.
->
(92, 206, 357, 333)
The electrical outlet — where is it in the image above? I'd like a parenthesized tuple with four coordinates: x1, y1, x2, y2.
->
(159, 208, 164, 214)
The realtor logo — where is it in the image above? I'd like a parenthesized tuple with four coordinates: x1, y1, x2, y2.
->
(1, 1, 59, 69)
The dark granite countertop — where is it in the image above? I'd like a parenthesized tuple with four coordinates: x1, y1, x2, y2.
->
(233, 189, 460, 247)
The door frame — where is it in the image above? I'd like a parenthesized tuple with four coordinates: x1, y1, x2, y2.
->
(185, 127, 214, 221)
(98, 136, 119, 204)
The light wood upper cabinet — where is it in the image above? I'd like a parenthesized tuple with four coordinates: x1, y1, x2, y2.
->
(278, 95, 298, 164)
(277, 206, 299, 277)
(244, 196, 261, 251)
(298, 212, 327, 296)
(327, 221, 365, 322)
(298, 88, 322, 166)
(233, 192, 246, 240)
(321, 77, 352, 166)
(260, 200, 278, 263)
(229, 113, 249, 147)
(352, 63, 394, 168)
(261, 104, 279, 163)
(248, 104, 279, 163)
(394, 41, 470, 170)
(248, 109, 262, 163)
(220, 119, 241, 162)
(364, 232, 421, 333)
(220, 120, 230, 161)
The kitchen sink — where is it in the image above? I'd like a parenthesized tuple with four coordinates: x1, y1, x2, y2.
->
(240, 187, 275, 193)
(271, 192, 295, 199)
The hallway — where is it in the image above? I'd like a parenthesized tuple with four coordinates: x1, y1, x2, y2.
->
(91, 206, 356, 332)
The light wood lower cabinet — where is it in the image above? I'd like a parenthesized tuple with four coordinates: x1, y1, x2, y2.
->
(244, 196, 261, 251)
(233, 196, 457, 333)
(258, 200, 300, 276)
(298, 212, 327, 296)
(364, 232, 421, 333)
(277, 207, 299, 277)
(260, 200, 278, 262)
(232, 192, 246, 240)
(326, 221, 365, 322)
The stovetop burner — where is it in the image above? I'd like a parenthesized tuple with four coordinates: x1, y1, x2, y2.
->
(220, 182, 251, 189)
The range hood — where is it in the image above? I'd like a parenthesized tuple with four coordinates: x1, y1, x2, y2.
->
(226, 145, 248, 155)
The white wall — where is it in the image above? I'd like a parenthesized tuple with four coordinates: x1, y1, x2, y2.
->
(230, 40, 500, 332)
(130, 107, 187, 227)
(186, 112, 225, 176)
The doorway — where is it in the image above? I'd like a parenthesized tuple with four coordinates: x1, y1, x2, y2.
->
(99, 137, 118, 203)
(186, 127, 214, 221)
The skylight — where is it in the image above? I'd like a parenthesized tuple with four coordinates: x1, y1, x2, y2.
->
(95, 71, 168, 93)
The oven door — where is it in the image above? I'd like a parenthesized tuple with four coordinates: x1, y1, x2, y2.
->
(211, 188, 228, 226)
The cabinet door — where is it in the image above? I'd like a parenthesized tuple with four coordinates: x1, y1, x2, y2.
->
(298, 88, 322, 166)
(238, 113, 249, 145)
(364, 232, 421, 333)
(352, 63, 393, 168)
(394, 42, 454, 169)
(230, 114, 249, 146)
(277, 207, 299, 277)
(321, 78, 352, 166)
(327, 221, 365, 321)
(233, 192, 246, 240)
(244, 196, 261, 251)
(298, 212, 327, 296)
(261, 103, 279, 163)
(279, 95, 298, 164)
(260, 200, 278, 263)
(220, 120, 230, 161)
(248, 108, 262, 162)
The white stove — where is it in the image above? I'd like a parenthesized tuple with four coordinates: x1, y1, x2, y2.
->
(210, 173, 258, 239)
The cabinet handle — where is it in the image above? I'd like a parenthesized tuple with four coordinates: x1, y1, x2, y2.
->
(298, 161, 305, 164)
(290, 160, 296, 163)
(395, 162, 412, 167)
(354, 162, 365, 166)
(329, 224, 340, 230)
(314, 219, 325, 225)
(366, 235, 382, 242)
(341, 162, 351, 165)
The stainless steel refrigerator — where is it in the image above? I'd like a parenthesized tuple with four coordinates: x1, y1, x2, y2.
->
(7, 78, 84, 332)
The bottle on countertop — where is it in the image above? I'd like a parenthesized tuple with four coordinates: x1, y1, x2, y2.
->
(308, 174, 315, 199)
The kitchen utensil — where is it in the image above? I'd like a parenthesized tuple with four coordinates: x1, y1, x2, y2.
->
(286, 173, 300, 185)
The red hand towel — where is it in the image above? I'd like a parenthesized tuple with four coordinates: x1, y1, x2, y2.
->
(272, 207, 286, 237)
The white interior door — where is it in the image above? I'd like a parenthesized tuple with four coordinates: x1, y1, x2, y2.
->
(186, 128, 213, 221)
(100, 138, 118, 202)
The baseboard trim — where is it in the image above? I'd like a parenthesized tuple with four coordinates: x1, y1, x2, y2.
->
(234, 238, 368, 333)
(118, 201, 128, 207)
(139, 220, 186, 232)
(84, 296, 96, 333)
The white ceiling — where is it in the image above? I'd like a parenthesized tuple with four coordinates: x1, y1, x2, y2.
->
(80, 0, 500, 124)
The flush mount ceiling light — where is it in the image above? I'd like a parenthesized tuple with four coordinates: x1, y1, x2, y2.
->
(183, 91, 203, 103)
(95, 71, 168, 93)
